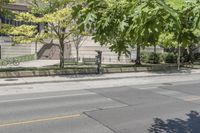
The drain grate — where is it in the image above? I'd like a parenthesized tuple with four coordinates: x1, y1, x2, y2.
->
(4, 79, 19, 81)
(162, 83, 173, 86)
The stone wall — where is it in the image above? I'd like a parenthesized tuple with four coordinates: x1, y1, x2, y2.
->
(0, 37, 35, 59)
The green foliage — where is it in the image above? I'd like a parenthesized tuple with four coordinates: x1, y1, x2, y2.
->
(162, 52, 177, 63)
(165, 0, 186, 10)
(74, 0, 133, 57)
(141, 52, 160, 64)
(148, 52, 160, 64)
(194, 53, 200, 60)
(162, 0, 200, 48)
(2, 0, 200, 67)
(17, 54, 35, 62)
(141, 51, 179, 64)
(0, 23, 12, 34)
(141, 52, 149, 63)
(9, 0, 84, 68)
(75, 0, 188, 58)
(159, 32, 178, 48)
(0, 0, 14, 15)
(0, 0, 14, 34)
(0, 54, 35, 66)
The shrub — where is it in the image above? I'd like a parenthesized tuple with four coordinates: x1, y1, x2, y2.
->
(163, 52, 177, 63)
(141, 52, 149, 63)
(141, 52, 160, 64)
(194, 53, 200, 60)
(148, 52, 160, 64)
(141, 52, 178, 64)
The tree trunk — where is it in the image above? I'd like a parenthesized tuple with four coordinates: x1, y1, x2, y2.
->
(60, 41, 65, 69)
(154, 45, 157, 64)
(154, 45, 156, 54)
(188, 45, 194, 63)
(177, 44, 181, 71)
(76, 46, 79, 64)
(136, 44, 141, 65)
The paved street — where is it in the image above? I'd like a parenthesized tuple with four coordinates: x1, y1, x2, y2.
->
(1, 74, 200, 133)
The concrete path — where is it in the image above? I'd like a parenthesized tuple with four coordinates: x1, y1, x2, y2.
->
(0, 68, 200, 85)
(19, 60, 59, 67)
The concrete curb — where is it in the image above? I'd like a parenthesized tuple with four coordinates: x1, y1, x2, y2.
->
(0, 71, 199, 87)
(2, 64, 199, 78)
(0, 65, 179, 78)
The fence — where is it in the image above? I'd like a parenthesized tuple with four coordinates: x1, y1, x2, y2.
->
(0, 54, 35, 66)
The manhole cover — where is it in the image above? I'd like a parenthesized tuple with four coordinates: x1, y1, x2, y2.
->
(162, 83, 173, 86)
(4, 79, 19, 81)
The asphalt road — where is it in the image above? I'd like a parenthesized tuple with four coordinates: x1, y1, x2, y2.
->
(1, 78, 200, 132)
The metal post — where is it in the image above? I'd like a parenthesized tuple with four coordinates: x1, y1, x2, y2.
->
(95, 50, 102, 74)
(0, 45, 1, 59)
(35, 41, 38, 60)
(177, 44, 181, 71)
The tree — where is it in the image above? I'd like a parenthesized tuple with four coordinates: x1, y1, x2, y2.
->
(0, 0, 13, 34)
(70, 16, 88, 64)
(0, 0, 12, 14)
(72, 33, 87, 64)
(75, 0, 180, 64)
(74, 0, 132, 58)
(125, 0, 174, 64)
(10, 0, 84, 69)
(159, 0, 200, 69)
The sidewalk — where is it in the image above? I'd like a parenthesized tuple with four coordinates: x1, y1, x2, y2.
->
(1, 60, 60, 68)
(1, 68, 200, 87)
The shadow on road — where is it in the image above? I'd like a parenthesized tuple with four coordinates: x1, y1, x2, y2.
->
(149, 111, 200, 133)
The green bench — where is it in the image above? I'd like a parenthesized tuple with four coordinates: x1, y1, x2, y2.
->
(82, 58, 96, 65)
(64, 58, 77, 65)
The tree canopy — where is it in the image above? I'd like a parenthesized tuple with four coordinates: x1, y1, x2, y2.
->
(3, 0, 200, 68)
(0, 0, 13, 34)
(74, 0, 180, 55)
(10, 0, 84, 68)
(74, 0, 200, 66)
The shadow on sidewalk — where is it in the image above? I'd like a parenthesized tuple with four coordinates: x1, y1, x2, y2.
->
(149, 111, 200, 133)
(59, 74, 102, 79)
(149, 68, 192, 74)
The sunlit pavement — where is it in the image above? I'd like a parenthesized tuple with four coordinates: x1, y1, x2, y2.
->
(1, 74, 200, 132)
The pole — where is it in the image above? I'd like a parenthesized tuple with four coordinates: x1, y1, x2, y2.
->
(35, 41, 38, 60)
(177, 44, 181, 71)
(0, 45, 1, 59)
(95, 50, 102, 74)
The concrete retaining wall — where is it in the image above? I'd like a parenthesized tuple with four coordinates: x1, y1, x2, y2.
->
(0, 65, 178, 78)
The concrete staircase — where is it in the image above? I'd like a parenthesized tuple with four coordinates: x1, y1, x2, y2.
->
(37, 43, 59, 60)
(37, 43, 71, 60)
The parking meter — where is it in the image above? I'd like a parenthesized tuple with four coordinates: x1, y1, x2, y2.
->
(95, 50, 102, 74)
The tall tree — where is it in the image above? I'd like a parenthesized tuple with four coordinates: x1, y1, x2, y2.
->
(71, 34, 87, 64)
(10, 0, 84, 69)
(125, 0, 174, 64)
(0, 0, 12, 14)
(74, 0, 132, 58)
(74, 0, 180, 64)
(0, 0, 13, 34)
(159, 0, 200, 69)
